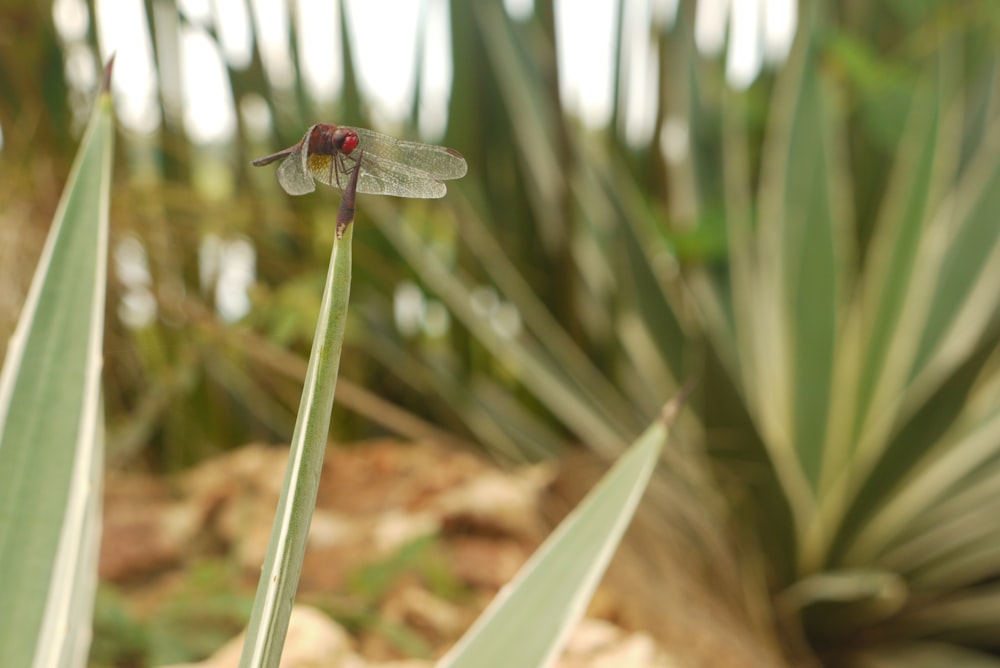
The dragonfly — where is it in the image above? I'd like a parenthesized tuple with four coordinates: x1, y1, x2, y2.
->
(252, 124, 467, 199)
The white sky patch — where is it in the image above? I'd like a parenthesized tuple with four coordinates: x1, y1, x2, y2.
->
(763, 0, 797, 64)
(240, 93, 273, 141)
(249, 0, 295, 89)
(150, 2, 182, 125)
(63, 42, 98, 94)
(215, 237, 256, 322)
(84, 0, 798, 149)
(94, 0, 161, 133)
(213, 0, 253, 68)
(694, 0, 729, 57)
(504, 0, 534, 21)
(343, 0, 421, 128)
(697, 0, 799, 88)
(114, 236, 157, 329)
(53, 0, 89, 41)
(621, 0, 659, 147)
(726, 0, 761, 90)
(418, 0, 453, 140)
(554, 0, 617, 129)
(198, 235, 256, 322)
(491, 302, 521, 340)
(178, 0, 211, 24)
(394, 281, 425, 338)
(659, 115, 688, 165)
(295, 0, 342, 103)
(54, 0, 98, 126)
(180, 25, 237, 144)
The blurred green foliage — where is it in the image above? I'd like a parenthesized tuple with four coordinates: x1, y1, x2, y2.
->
(8, 0, 1000, 664)
(89, 561, 253, 667)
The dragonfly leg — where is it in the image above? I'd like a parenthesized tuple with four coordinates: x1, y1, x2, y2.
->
(336, 151, 360, 190)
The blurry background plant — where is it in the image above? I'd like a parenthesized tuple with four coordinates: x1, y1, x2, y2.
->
(8, 0, 1000, 665)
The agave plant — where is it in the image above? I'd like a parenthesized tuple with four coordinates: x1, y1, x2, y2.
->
(362, 2, 1000, 665)
(10, 0, 1000, 665)
(692, 18, 1000, 668)
(0, 59, 115, 667)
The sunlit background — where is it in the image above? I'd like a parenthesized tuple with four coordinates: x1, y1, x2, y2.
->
(51, 0, 796, 139)
(35, 0, 796, 331)
(13, 2, 1000, 665)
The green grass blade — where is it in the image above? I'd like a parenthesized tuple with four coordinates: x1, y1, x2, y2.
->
(437, 393, 686, 668)
(0, 62, 114, 666)
(238, 190, 357, 666)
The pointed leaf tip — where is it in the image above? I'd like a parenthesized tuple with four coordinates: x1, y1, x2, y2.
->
(102, 55, 115, 95)
(659, 379, 697, 427)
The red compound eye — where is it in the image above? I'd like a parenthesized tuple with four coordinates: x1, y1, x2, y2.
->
(339, 130, 360, 155)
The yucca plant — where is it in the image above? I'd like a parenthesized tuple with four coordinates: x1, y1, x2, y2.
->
(692, 8, 1000, 665)
(13, 0, 1000, 665)
(342, 2, 1000, 666)
(0, 58, 115, 667)
(691, 12, 1000, 665)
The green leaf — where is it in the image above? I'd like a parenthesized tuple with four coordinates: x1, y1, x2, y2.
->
(818, 47, 964, 567)
(0, 62, 114, 665)
(849, 48, 960, 455)
(722, 8, 855, 565)
(756, 10, 853, 496)
(777, 569, 907, 641)
(437, 394, 684, 668)
(238, 194, 356, 666)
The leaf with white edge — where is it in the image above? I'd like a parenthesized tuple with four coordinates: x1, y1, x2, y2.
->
(437, 390, 689, 668)
(238, 147, 360, 668)
(0, 59, 114, 667)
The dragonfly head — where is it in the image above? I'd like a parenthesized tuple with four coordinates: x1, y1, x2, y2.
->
(307, 124, 360, 158)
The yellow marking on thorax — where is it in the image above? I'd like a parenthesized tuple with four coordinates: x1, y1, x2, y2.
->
(307, 153, 333, 175)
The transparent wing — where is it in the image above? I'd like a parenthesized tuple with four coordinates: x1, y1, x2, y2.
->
(301, 126, 469, 199)
(275, 146, 316, 196)
(307, 153, 448, 198)
(351, 129, 467, 198)
(355, 156, 449, 198)
(352, 128, 468, 181)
